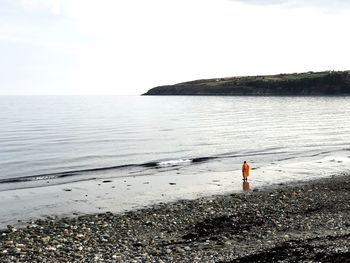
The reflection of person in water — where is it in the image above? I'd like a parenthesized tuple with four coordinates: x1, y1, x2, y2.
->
(242, 161, 250, 181)
(242, 181, 250, 192)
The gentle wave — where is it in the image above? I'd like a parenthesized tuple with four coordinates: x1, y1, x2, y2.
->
(158, 159, 192, 166)
(0, 164, 135, 184)
(0, 150, 289, 185)
(0, 154, 241, 184)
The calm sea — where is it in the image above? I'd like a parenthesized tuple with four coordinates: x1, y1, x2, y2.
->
(0, 95, 350, 191)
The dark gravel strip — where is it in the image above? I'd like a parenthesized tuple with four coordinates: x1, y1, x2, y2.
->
(1, 174, 349, 262)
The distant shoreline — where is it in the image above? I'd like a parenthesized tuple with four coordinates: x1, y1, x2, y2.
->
(1, 173, 349, 262)
(143, 70, 350, 96)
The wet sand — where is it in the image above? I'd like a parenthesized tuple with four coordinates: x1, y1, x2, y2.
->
(0, 169, 242, 228)
(0, 173, 349, 262)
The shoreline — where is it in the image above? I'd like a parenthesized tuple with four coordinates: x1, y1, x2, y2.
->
(1, 173, 349, 262)
(1, 150, 349, 230)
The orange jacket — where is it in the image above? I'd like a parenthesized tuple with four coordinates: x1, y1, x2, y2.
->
(242, 163, 250, 177)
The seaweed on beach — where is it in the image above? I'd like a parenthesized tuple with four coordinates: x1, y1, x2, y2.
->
(183, 210, 265, 240)
(219, 234, 350, 263)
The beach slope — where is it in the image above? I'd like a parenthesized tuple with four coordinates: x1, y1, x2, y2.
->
(0, 174, 349, 262)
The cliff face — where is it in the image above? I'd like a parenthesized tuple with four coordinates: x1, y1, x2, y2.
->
(143, 71, 350, 96)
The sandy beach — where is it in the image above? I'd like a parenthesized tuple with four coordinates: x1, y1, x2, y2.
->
(1, 173, 349, 262)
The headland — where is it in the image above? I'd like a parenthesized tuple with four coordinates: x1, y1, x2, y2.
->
(143, 71, 350, 96)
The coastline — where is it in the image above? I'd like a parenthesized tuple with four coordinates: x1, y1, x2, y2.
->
(1, 173, 349, 262)
(143, 71, 350, 96)
(1, 149, 349, 230)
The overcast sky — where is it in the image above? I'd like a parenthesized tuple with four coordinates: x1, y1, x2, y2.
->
(0, 0, 350, 95)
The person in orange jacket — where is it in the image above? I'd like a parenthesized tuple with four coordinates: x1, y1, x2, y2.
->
(242, 161, 250, 181)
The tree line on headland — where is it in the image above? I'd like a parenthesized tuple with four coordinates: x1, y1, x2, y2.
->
(143, 71, 350, 96)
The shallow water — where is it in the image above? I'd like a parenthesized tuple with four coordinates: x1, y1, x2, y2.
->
(0, 95, 350, 190)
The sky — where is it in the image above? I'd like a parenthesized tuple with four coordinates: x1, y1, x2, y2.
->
(0, 0, 350, 95)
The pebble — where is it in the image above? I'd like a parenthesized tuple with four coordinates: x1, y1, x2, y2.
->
(42, 236, 50, 243)
(4, 241, 13, 247)
(223, 241, 232, 247)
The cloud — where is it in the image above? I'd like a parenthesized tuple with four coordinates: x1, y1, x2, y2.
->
(0, 0, 63, 16)
(0, 0, 82, 50)
(232, 0, 350, 10)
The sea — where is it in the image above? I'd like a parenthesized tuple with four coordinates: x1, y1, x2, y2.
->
(1, 95, 350, 191)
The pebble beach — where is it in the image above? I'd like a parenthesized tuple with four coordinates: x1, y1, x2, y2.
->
(1, 173, 349, 262)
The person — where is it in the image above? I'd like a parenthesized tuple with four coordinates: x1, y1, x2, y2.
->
(242, 161, 250, 181)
